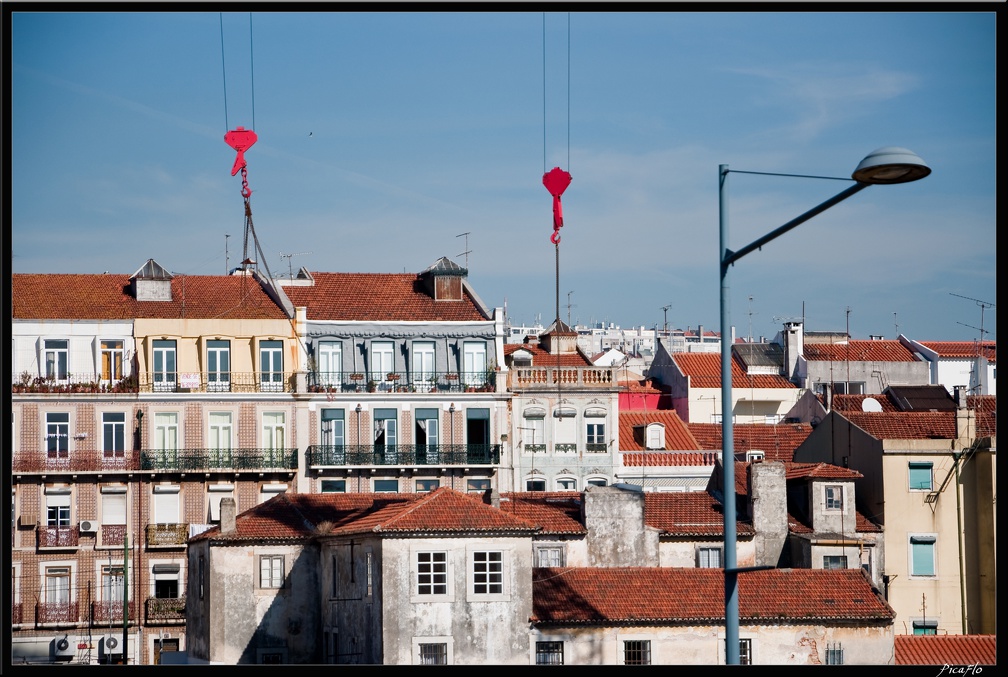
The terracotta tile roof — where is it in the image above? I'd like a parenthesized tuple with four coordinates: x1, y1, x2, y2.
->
(643, 492, 753, 537)
(503, 341, 591, 366)
(532, 567, 894, 624)
(785, 509, 882, 534)
(282, 272, 489, 322)
(894, 634, 997, 666)
(803, 339, 920, 362)
(844, 409, 996, 441)
(830, 393, 901, 412)
(783, 461, 862, 481)
(497, 492, 586, 535)
(921, 340, 996, 363)
(619, 410, 701, 451)
(672, 352, 796, 389)
(12, 273, 288, 320)
(618, 378, 664, 394)
(688, 423, 812, 462)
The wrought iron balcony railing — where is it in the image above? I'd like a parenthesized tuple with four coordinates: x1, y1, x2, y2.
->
(306, 443, 501, 467)
(100, 524, 127, 547)
(12, 602, 23, 625)
(12, 372, 138, 394)
(145, 596, 186, 624)
(35, 601, 80, 625)
(12, 451, 141, 474)
(38, 526, 79, 549)
(307, 369, 496, 394)
(91, 600, 137, 625)
(139, 448, 298, 471)
(138, 371, 294, 393)
(145, 523, 189, 548)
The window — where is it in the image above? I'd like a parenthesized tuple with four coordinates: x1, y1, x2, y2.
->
(154, 413, 179, 464)
(198, 556, 205, 600)
(101, 565, 125, 602)
(374, 479, 398, 493)
(525, 417, 545, 453)
(586, 422, 606, 451)
(102, 412, 126, 457)
(152, 340, 177, 392)
(556, 478, 576, 491)
(415, 408, 439, 463)
(411, 341, 436, 391)
(526, 479, 546, 491)
(554, 410, 576, 454)
(208, 484, 234, 522)
(536, 641, 564, 665)
(913, 620, 938, 635)
(44, 339, 69, 380)
(373, 409, 397, 460)
(260, 555, 285, 588)
(909, 462, 934, 491)
(45, 566, 71, 604)
(825, 642, 844, 665)
(259, 340, 284, 392)
(101, 488, 127, 529)
(416, 479, 439, 493)
(646, 423, 665, 449)
(208, 412, 233, 465)
(46, 489, 71, 527)
(206, 340, 231, 392)
(825, 485, 843, 510)
(462, 341, 487, 387)
(910, 535, 937, 576)
(823, 555, 847, 570)
(535, 546, 564, 568)
(698, 547, 722, 568)
(623, 640, 651, 665)
(419, 643, 447, 665)
(152, 485, 180, 524)
(738, 638, 752, 665)
(370, 341, 394, 384)
(365, 550, 373, 597)
(321, 409, 345, 451)
(417, 552, 447, 595)
(316, 341, 342, 388)
(262, 412, 286, 462)
(152, 564, 180, 599)
(321, 479, 346, 493)
(586, 478, 608, 487)
(467, 479, 490, 494)
(100, 340, 124, 385)
(472, 551, 502, 594)
(46, 412, 69, 458)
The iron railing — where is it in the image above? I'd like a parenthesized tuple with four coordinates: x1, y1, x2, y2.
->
(38, 526, 79, 549)
(11, 372, 138, 394)
(138, 371, 295, 393)
(12, 602, 23, 625)
(306, 444, 501, 467)
(139, 448, 298, 471)
(307, 369, 496, 393)
(145, 596, 186, 624)
(35, 601, 80, 625)
(91, 600, 137, 624)
(145, 524, 189, 548)
(12, 451, 140, 474)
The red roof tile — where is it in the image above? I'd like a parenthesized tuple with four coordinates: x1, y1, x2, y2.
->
(12, 273, 288, 320)
(619, 410, 701, 451)
(532, 567, 894, 624)
(671, 352, 796, 389)
(283, 272, 489, 322)
(643, 492, 753, 537)
(894, 634, 997, 666)
(921, 341, 996, 363)
(845, 409, 996, 441)
(688, 423, 812, 462)
(366, 487, 539, 534)
(803, 339, 920, 362)
(783, 461, 862, 481)
(503, 341, 591, 366)
(497, 493, 586, 535)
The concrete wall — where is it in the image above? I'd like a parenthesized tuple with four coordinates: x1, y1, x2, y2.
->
(584, 485, 659, 567)
(748, 462, 788, 568)
(530, 622, 894, 665)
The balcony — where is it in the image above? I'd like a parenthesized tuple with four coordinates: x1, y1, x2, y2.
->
(100, 524, 127, 548)
(12, 372, 138, 394)
(37, 526, 79, 549)
(12, 451, 141, 474)
(145, 596, 186, 625)
(12, 602, 23, 625)
(307, 370, 496, 394)
(145, 523, 189, 548)
(35, 601, 80, 625)
(91, 600, 138, 625)
(306, 444, 501, 468)
(138, 371, 295, 393)
(508, 365, 616, 390)
(139, 448, 298, 471)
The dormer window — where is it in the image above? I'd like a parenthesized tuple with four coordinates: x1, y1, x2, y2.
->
(746, 450, 765, 462)
(645, 423, 665, 450)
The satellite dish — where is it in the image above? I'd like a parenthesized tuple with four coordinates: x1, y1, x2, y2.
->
(861, 397, 883, 412)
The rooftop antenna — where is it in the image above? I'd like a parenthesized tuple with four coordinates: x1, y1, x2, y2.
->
(279, 251, 311, 280)
(566, 290, 576, 326)
(950, 292, 995, 396)
(225, 233, 230, 274)
(456, 232, 471, 270)
(747, 295, 755, 342)
(660, 304, 672, 335)
(894, 311, 898, 337)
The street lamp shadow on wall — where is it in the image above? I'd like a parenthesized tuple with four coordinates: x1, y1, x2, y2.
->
(718, 147, 930, 664)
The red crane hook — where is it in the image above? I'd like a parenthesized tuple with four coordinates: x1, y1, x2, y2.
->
(543, 166, 572, 244)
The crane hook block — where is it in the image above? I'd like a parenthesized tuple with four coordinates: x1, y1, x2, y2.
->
(543, 166, 572, 242)
(225, 127, 258, 176)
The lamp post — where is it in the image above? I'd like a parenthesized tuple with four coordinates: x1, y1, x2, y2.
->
(718, 147, 929, 664)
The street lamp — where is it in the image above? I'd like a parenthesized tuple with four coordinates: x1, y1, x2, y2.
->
(718, 147, 929, 664)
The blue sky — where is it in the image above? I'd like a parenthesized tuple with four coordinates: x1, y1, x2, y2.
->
(9, 9, 997, 343)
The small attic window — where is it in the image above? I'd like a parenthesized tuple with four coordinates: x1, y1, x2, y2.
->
(746, 450, 765, 462)
(645, 423, 665, 450)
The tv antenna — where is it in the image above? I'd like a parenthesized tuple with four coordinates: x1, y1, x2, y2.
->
(456, 232, 472, 270)
(279, 251, 311, 280)
(950, 293, 994, 340)
(566, 290, 577, 326)
(660, 304, 672, 334)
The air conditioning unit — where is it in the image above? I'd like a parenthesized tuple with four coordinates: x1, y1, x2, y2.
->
(101, 634, 123, 655)
(53, 634, 75, 659)
(79, 520, 98, 534)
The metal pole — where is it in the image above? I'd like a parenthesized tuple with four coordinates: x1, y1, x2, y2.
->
(719, 165, 739, 664)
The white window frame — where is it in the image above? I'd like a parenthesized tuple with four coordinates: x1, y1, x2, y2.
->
(43, 339, 69, 381)
(206, 340, 231, 392)
(316, 341, 342, 388)
(101, 487, 127, 527)
(413, 637, 453, 665)
(100, 339, 125, 385)
(824, 484, 843, 511)
(535, 545, 565, 568)
(152, 484, 180, 524)
(413, 550, 453, 602)
(411, 341, 436, 391)
(208, 412, 233, 465)
(823, 554, 848, 570)
(152, 340, 177, 392)
(646, 423, 665, 449)
(154, 412, 179, 464)
(102, 412, 126, 457)
(262, 412, 286, 451)
(535, 640, 565, 665)
(259, 554, 285, 589)
(44, 564, 72, 604)
(462, 341, 487, 387)
(555, 477, 577, 491)
(370, 341, 395, 383)
(621, 637, 652, 666)
(46, 412, 69, 458)
(45, 487, 71, 527)
(208, 484, 234, 523)
(698, 546, 723, 568)
(468, 547, 508, 601)
(259, 340, 284, 392)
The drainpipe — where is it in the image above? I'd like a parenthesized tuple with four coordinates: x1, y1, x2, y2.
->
(954, 451, 967, 634)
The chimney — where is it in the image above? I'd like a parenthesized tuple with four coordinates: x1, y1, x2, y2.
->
(954, 386, 975, 444)
(221, 497, 237, 534)
(748, 461, 787, 568)
(783, 321, 803, 384)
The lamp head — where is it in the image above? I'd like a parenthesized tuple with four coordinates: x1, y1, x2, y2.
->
(852, 147, 931, 184)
